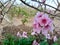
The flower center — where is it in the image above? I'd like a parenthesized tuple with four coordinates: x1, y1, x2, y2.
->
(42, 19, 47, 24)
(45, 25, 49, 28)
(38, 15, 42, 17)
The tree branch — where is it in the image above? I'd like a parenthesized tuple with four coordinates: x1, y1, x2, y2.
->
(33, 1, 60, 11)
(20, 0, 60, 17)
(0, 0, 16, 23)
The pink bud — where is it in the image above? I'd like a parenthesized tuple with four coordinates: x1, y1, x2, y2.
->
(48, 10, 51, 13)
(31, 32, 36, 35)
(22, 31, 28, 38)
(17, 32, 22, 37)
(32, 40, 40, 45)
(53, 36, 58, 42)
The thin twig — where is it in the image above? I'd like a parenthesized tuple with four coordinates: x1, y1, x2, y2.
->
(20, 0, 60, 17)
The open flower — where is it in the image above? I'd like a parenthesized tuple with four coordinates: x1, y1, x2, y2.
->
(33, 20, 42, 33)
(22, 31, 28, 38)
(38, 14, 50, 26)
(43, 24, 53, 30)
(33, 12, 54, 37)
(42, 19, 54, 36)
(42, 24, 54, 37)
(43, 19, 54, 31)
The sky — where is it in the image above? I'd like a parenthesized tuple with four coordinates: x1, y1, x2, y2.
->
(1, 0, 60, 10)
(15, 0, 58, 10)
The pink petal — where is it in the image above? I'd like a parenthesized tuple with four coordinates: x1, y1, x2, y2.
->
(33, 20, 42, 34)
(33, 28, 42, 34)
(22, 31, 28, 38)
(17, 32, 22, 37)
(49, 24, 54, 33)
(32, 40, 40, 45)
(42, 29, 48, 37)
(38, 14, 50, 26)
(34, 12, 44, 22)
(33, 12, 54, 36)
(48, 10, 52, 13)
(33, 22, 41, 29)
(31, 32, 36, 35)
(43, 24, 54, 31)
(46, 34, 51, 39)
(53, 36, 58, 42)
(35, 12, 44, 18)
(33, 21, 42, 33)
(44, 25, 50, 30)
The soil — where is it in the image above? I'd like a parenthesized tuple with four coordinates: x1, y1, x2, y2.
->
(2, 25, 33, 36)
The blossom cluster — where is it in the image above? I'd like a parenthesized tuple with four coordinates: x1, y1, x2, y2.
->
(32, 12, 54, 36)
(17, 31, 28, 38)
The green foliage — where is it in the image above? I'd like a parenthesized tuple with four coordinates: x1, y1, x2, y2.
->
(21, 15, 28, 25)
(21, 18, 28, 25)
(20, 8, 29, 25)
(40, 40, 48, 45)
(2, 34, 16, 45)
(8, 5, 37, 24)
(2, 34, 35, 45)
(2, 33, 60, 45)
(9, 6, 37, 17)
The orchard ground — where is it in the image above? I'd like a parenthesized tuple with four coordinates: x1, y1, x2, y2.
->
(0, 15, 60, 36)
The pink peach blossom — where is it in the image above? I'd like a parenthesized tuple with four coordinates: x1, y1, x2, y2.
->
(17, 32, 22, 37)
(31, 31, 39, 35)
(31, 32, 36, 35)
(32, 40, 40, 45)
(46, 34, 51, 39)
(33, 20, 42, 33)
(38, 14, 50, 26)
(43, 19, 54, 32)
(42, 29, 48, 37)
(22, 31, 28, 38)
(35, 12, 44, 18)
(48, 10, 52, 13)
(49, 24, 54, 33)
(43, 24, 53, 31)
(53, 36, 58, 42)
(34, 12, 44, 22)
(33, 12, 54, 36)
(42, 20, 54, 36)
(42, 25, 54, 36)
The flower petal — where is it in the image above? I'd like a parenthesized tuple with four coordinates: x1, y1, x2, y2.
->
(22, 31, 28, 38)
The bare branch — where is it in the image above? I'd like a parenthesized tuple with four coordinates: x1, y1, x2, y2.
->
(0, 0, 16, 23)
(20, 0, 60, 17)
(0, 1, 5, 8)
(33, 1, 60, 11)
(54, 0, 60, 13)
